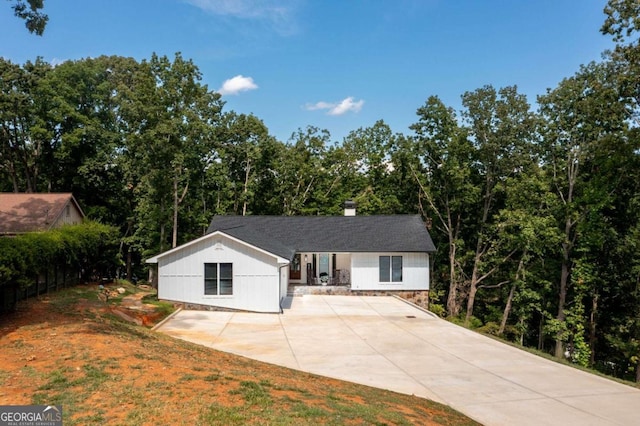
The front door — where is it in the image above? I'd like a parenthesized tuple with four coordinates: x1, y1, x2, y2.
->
(290, 253, 301, 280)
(319, 253, 330, 283)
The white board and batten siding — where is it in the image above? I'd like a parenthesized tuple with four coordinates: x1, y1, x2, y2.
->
(350, 252, 430, 291)
(154, 233, 285, 313)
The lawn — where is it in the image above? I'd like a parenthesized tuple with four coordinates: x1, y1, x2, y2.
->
(0, 284, 480, 425)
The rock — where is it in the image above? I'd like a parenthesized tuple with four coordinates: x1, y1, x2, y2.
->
(117, 287, 126, 294)
(110, 308, 143, 326)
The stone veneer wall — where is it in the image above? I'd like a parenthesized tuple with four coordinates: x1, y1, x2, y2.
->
(166, 289, 430, 312)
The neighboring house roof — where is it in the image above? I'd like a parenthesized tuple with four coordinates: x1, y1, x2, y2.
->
(206, 215, 436, 260)
(0, 193, 85, 234)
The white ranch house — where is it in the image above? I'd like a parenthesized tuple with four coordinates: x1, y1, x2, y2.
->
(147, 204, 436, 313)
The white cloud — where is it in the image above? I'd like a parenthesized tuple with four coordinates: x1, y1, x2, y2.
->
(184, 0, 298, 35)
(304, 97, 365, 116)
(218, 75, 258, 95)
(304, 101, 334, 111)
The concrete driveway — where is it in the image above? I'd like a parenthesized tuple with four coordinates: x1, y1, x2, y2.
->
(156, 295, 640, 426)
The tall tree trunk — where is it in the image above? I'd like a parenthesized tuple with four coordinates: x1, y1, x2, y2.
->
(126, 249, 132, 280)
(465, 174, 494, 325)
(555, 219, 572, 358)
(172, 170, 189, 248)
(555, 149, 578, 358)
(499, 284, 517, 336)
(10, 171, 19, 192)
(172, 176, 179, 248)
(588, 293, 598, 367)
(446, 235, 459, 316)
(160, 197, 166, 253)
(242, 158, 251, 216)
(465, 244, 516, 324)
(5, 152, 20, 192)
(465, 251, 482, 324)
(538, 313, 545, 351)
(499, 257, 525, 335)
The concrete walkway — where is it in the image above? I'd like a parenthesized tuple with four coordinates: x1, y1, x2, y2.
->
(156, 295, 640, 426)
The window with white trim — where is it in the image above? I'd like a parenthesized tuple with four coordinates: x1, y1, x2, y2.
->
(204, 263, 233, 295)
(379, 256, 403, 282)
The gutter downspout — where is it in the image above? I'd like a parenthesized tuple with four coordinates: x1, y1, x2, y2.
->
(278, 264, 289, 314)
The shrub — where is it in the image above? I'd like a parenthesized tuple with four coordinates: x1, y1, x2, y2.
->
(0, 221, 120, 291)
(428, 303, 446, 317)
(449, 315, 483, 329)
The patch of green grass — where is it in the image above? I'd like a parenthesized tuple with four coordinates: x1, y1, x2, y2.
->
(204, 373, 220, 382)
(74, 411, 106, 425)
(141, 293, 175, 316)
(288, 402, 331, 420)
(33, 368, 80, 415)
(180, 373, 197, 382)
(271, 383, 313, 397)
(20, 365, 39, 378)
(132, 352, 152, 360)
(47, 286, 96, 312)
(230, 380, 272, 407)
(113, 384, 147, 404)
(199, 403, 250, 425)
(124, 395, 170, 425)
(37, 368, 70, 391)
(325, 397, 404, 425)
(32, 363, 122, 421)
(259, 379, 272, 388)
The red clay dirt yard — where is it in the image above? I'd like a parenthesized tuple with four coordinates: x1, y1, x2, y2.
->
(0, 283, 478, 425)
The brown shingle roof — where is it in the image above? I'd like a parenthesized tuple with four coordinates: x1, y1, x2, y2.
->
(0, 193, 84, 234)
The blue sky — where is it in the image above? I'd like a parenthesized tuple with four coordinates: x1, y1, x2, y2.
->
(1, 0, 615, 143)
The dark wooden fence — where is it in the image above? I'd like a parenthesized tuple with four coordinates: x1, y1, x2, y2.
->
(1, 265, 91, 314)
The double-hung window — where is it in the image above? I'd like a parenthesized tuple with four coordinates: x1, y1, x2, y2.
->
(204, 263, 233, 295)
(379, 256, 403, 283)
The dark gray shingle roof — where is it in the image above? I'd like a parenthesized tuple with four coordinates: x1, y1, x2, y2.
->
(207, 215, 436, 260)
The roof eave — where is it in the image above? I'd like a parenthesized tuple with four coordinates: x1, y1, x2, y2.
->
(146, 231, 290, 265)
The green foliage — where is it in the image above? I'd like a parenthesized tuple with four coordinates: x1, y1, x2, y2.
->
(428, 303, 446, 318)
(602, 0, 640, 44)
(8, 0, 48, 35)
(0, 222, 119, 290)
(428, 287, 446, 317)
(450, 315, 482, 329)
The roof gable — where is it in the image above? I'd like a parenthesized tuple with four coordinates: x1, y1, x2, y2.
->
(146, 230, 291, 264)
(0, 193, 84, 234)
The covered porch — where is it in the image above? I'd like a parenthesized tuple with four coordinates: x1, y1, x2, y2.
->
(288, 252, 351, 287)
